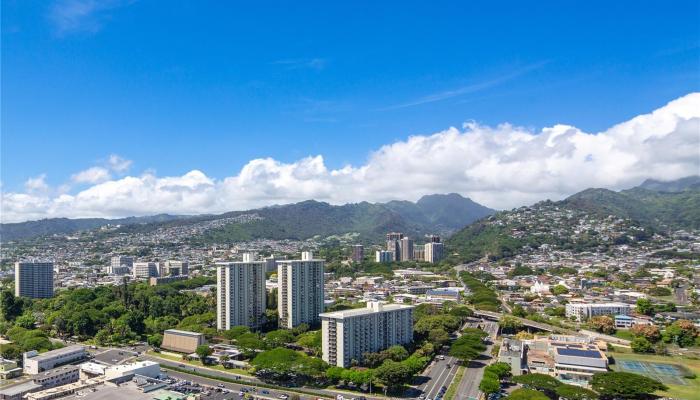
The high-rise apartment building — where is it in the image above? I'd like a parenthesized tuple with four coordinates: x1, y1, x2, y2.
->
(427, 235, 441, 243)
(278, 257, 325, 329)
(424, 242, 444, 264)
(216, 261, 267, 330)
(413, 247, 425, 262)
(375, 250, 394, 263)
(162, 260, 189, 276)
(132, 262, 160, 279)
(400, 237, 414, 261)
(320, 302, 414, 367)
(15, 262, 54, 299)
(351, 245, 364, 263)
(386, 232, 404, 262)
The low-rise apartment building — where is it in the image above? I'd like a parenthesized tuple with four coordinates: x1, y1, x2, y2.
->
(565, 302, 631, 321)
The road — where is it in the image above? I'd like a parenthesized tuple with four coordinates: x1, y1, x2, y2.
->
(453, 320, 499, 400)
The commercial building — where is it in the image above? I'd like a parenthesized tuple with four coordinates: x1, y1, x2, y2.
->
(351, 245, 364, 263)
(320, 302, 414, 367)
(278, 255, 325, 329)
(502, 335, 608, 387)
(103, 361, 161, 380)
(565, 302, 631, 321)
(498, 339, 525, 376)
(426, 289, 460, 302)
(0, 381, 42, 400)
(109, 256, 133, 275)
(424, 242, 444, 264)
(23, 345, 88, 375)
(32, 365, 80, 388)
(375, 250, 394, 263)
(216, 261, 266, 330)
(161, 329, 206, 354)
(15, 262, 54, 299)
(132, 262, 160, 279)
(161, 260, 189, 276)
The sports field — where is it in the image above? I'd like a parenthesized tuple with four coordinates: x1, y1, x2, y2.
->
(610, 351, 700, 400)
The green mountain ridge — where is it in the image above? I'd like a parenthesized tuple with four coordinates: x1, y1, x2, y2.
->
(447, 176, 700, 262)
(1, 193, 495, 243)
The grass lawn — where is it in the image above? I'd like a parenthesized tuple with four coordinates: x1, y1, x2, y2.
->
(609, 351, 700, 400)
(613, 330, 635, 341)
(146, 350, 252, 376)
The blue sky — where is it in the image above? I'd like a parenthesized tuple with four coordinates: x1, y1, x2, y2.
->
(1, 1, 699, 221)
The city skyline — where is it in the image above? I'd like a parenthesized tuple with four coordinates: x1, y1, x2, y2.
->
(2, 1, 700, 222)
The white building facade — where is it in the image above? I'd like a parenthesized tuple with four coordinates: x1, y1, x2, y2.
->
(278, 257, 325, 329)
(320, 302, 414, 367)
(216, 261, 266, 330)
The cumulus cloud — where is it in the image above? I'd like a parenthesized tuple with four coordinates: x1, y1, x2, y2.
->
(23, 175, 49, 194)
(71, 167, 111, 184)
(2, 93, 699, 222)
(107, 154, 132, 173)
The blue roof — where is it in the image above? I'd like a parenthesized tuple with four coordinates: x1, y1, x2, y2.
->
(615, 315, 633, 320)
(556, 348, 602, 359)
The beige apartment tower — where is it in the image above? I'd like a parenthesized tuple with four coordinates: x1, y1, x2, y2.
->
(216, 261, 267, 330)
(278, 255, 325, 329)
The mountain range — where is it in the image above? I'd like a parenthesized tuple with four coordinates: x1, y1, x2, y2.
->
(0, 193, 495, 243)
(447, 175, 700, 262)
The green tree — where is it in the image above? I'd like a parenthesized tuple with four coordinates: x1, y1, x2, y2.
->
(14, 313, 36, 329)
(503, 388, 549, 400)
(449, 329, 487, 362)
(196, 344, 213, 364)
(630, 336, 654, 353)
(428, 328, 450, 347)
(551, 285, 569, 295)
(591, 372, 667, 399)
(635, 298, 654, 316)
(374, 360, 412, 392)
(479, 376, 500, 394)
(556, 384, 599, 400)
(264, 329, 295, 348)
(382, 345, 409, 362)
(512, 373, 562, 393)
(147, 333, 163, 348)
(499, 315, 523, 333)
(662, 319, 698, 347)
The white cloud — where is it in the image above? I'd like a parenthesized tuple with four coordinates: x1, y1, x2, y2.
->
(107, 154, 132, 173)
(71, 167, 111, 184)
(2, 93, 699, 223)
(48, 0, 135, 36)
(23, 175, 49, 194)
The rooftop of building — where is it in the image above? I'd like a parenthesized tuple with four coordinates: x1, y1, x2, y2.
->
(319, 302, 414, 319)
(163, 329, 204, 337)
(0, 381, 42, 396)
(555, 347, 603, 359)
(27, 345, 85, 362)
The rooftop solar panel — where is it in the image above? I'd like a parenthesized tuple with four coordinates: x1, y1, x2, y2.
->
(556, 348, 602, 358)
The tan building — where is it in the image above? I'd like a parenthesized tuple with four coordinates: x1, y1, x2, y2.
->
(161, 329, 206, 353)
